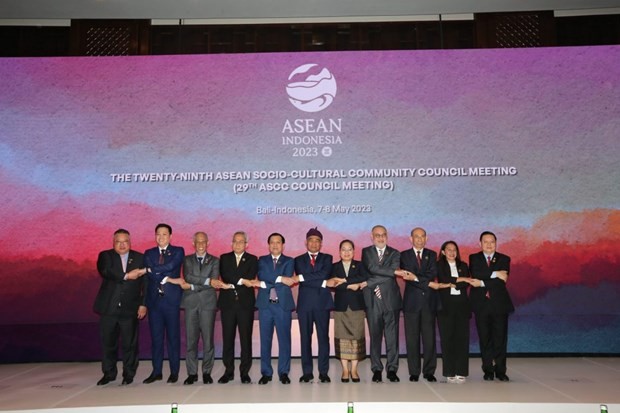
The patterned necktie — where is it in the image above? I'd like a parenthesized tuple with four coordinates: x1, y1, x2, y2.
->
(374, 285, 382, 299)
(378, 249, 384, 263)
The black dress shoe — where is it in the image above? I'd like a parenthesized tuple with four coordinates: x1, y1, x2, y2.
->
(351, 376, 360, 383)
(143, 374, 163, 384)
(184, 375, 198, 385)
(97, 376, 115, 386)
(483, 373, 495, 381)
(203, 374, 213, 384)
(372, 371, 382, 383)
(258, 375, 272, 385)
(424, 374, 437, 382)
(121, 377, 133, 385)
(387, 371, 400, 382)
(167, 374, 178, 384)
(341, 376, 350, 383)
(319, 374, 331, 383)
(280, 374, 291, 384)
(218, 374, 233, 384)
(299, 373, 314, 383)
(496, 374, 510, 382)
(409, 375, 419, 382)
(241, 375, 252, 384)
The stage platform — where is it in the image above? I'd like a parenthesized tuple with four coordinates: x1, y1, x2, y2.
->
(1, 357, 618, 413)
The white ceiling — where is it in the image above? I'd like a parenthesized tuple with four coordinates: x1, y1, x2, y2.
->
(1, 0, 619, 21)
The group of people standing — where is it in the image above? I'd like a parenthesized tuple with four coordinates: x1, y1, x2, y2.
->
(93, 223, 513, 387)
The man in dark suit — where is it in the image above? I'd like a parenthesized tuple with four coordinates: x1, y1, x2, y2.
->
(142, 223, 185, 384)
(294, 227, 334, 383)
(468, 231, 513, 382)
(399, 227, 439, 383)
(217, 231, 259, 384)
(361, 225, 407, 383)
(256, 233, 296, 385)
(94, 228, 147, 386)
(173, 231, 220, 385)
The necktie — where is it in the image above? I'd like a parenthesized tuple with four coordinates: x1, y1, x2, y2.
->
(487, 255, 491, 267)
(378, 249, 384, 263)
(416, 250, 422, 268)
(159, 249, 165, 264)
(270, 257, 278, 302)
(198, 256, 204, 270)
(236, 255, 241, 267)
(311, 254, 317, 267)
(374, 285, 382, 299)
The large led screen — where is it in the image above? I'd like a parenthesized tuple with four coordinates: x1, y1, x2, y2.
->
(1, 46, 619, 362)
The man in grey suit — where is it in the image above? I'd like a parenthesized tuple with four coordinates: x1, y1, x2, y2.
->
(169, 231, 222, 385)
(361, 225, 407, 383)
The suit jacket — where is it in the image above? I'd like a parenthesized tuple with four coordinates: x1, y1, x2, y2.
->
(181, 253, 219, 310)
(361, 245, 402, 311)
(256, 254, 295, 311)
(400, 248, 440, 313)
(468, 251, 514, 314)
(94, 249, 146, 317)
(143, 244, 185, 308)
(295, 252, 334, 312)
(332, 260, 367, 312)
(436, 260, 471, 315)
(217, 251, 258, 311)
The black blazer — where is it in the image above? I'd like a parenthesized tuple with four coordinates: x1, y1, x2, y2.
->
(218, 251, 258, 311)
(332, 260, 367, 312)
(400, 248, 440, 313)
(94, 249, 145, 317)
(469, 251, 514, 314)
(436, 260, 471, 316)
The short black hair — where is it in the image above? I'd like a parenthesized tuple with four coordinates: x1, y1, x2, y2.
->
(155, 223, 172, 234)
(479, 231, 496, 242)
(339, 239, 355, 250)
(268, 232, 285, 244)
(114, 228, 130, 236)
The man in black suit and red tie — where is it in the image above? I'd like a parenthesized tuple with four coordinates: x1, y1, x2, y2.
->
(399, 227, 439, 383)
(361, 225, 407, 383)
(294, 227, 335, 383)
(94, 228, 147, 386)
(142, 223, 185, 384)
(217, 231, 259, 384)
(468, 231, 513, 382)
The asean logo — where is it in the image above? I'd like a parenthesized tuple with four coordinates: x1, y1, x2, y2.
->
(286, 64, 337, 113)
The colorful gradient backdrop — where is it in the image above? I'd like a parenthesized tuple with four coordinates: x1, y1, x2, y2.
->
(0, 46, 619, 362)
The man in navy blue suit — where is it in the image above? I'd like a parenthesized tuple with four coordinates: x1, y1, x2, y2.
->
(256, 233, 296, 385)
(142, 223, 185, 384)
(294, 227, 335, 383)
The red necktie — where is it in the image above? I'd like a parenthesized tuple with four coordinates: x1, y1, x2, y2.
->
(487, 255, 491, 267)
(311, 254, 317, 267)
(416, 250, 422, 268)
